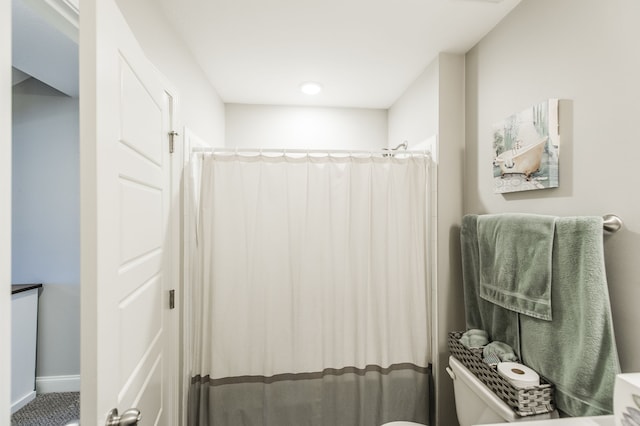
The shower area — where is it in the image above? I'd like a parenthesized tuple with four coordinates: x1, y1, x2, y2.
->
(183, 144, 436, 425)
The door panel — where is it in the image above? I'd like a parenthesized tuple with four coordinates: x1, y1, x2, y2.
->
(119, 276, 162, 385)
(80, 0, 174, 423)
(119, 179, 163, 263)
(134, 356, 164, 425)
(120, 57, 163, 167)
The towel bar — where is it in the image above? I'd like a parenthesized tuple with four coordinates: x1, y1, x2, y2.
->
(603, 214, 622, 233)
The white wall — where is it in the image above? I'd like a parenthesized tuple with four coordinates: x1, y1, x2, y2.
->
(115, 0, 225, 146)
(388, 52, 465, 426)
(12, 79, 80, 381)
(388, 60, 439, 148)
(435, 53, 465, 426)
(465, 0, 640, 375)
(226, 104, 387, 150)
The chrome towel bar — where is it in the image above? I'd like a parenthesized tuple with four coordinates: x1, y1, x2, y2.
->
(603, 214, 623, 233)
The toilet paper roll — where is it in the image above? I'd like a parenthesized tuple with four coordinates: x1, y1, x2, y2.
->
(497, 362, 540, 388)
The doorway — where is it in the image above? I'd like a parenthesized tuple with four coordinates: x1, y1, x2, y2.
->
(10, 0, 80, 420)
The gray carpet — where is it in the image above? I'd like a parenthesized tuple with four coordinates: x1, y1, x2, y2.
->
(11, 392, 79, 426)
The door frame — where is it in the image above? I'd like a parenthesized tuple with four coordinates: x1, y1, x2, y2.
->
(1, 0, 13, 421)
(179, 128, 211, 425)
(164, 84, 182, 426)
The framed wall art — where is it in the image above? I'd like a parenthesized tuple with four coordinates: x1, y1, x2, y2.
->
(492, 99, 559, 194)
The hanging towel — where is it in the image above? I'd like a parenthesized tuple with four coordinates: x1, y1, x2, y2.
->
(477, 213, 557, 321)
(461, 215, 520, 356)
(519, 216, 621, 417)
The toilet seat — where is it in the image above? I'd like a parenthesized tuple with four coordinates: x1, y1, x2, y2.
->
(381, 422, 425, 426)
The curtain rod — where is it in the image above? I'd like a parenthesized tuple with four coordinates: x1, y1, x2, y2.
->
(191, 147, 430, 157)
(191, 147, 621, 233)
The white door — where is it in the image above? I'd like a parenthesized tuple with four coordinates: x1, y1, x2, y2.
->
(80, 0, 177, 424)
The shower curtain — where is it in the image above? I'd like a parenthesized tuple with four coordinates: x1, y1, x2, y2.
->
(186, 152, 432, 426)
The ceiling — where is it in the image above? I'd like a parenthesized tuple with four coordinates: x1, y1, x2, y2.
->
(159, 0, 522, 109)
(11, 0, 522, 108)
(12, 0, 79, 97)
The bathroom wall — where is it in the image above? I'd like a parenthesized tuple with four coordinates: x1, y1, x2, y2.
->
(388, 59, 438, 148)
(465, 0, 640, 374)
(12, 78, 80, 387)
(115, 0, 225, 146)
(225, 103, 387, 150)
(388, 52, 466, 426)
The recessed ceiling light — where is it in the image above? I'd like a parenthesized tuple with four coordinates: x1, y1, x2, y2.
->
(300, 82, 323, 95)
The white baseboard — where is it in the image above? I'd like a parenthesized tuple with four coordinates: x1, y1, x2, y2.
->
(11, 390, 36, 414)
(36, 374, 81, 393)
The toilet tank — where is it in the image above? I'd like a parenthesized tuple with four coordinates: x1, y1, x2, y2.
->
(447, 356, 558, 426)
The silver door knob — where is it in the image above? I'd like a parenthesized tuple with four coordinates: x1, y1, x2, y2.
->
(105, 408, 141, 425)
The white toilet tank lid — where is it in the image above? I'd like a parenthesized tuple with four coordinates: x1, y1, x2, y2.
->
(449, 355, 522, 422)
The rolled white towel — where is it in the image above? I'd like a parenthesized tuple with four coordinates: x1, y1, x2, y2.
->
(459, 329, 489, 349)
(483, 340, 518, 362)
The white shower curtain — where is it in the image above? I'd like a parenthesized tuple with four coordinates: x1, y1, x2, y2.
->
(187, 152, 431, 426)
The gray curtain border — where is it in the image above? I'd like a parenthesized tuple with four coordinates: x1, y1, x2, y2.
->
(192, 363, 431, 386)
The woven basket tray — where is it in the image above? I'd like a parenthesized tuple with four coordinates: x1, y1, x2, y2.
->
(448, 331, 555, 417)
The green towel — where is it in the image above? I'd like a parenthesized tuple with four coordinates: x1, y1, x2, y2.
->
(461, 214, 621, 416)
(477, 213, 556, 321)
(461, 215, 520, 355)
(519, 216, 620, 416)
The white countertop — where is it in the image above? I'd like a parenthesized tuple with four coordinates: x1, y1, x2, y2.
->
(476, 415, 614, 426)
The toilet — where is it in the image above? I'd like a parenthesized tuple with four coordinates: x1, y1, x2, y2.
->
(381, 355, 558, 426)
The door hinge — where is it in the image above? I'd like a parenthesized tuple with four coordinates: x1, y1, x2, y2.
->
(169, 289, 175, 309)
(168, 131, 179, 154)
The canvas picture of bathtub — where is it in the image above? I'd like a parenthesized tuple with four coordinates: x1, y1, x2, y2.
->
(492, 99, 560, 193)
